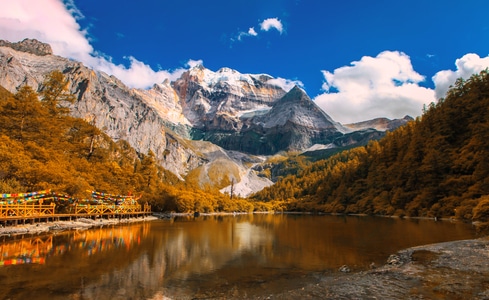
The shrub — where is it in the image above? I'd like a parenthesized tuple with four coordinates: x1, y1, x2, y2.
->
(472, 196, 489, 222)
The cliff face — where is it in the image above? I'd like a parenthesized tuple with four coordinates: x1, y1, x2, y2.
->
(0, 40, 203, 178)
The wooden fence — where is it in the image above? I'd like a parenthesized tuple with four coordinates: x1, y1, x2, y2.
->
(0, 203, 56, 218)
(0, 190, 151, 225)
(74, 203, 151, 215)
(0, 203, 152, 225)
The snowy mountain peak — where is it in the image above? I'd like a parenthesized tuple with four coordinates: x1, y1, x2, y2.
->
(184, 65, 287, 92)
(261, 85, 346, 132)
(217, 67, 238, 74)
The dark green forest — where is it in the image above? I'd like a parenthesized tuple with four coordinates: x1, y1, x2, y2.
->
(252, 70, 489, 222)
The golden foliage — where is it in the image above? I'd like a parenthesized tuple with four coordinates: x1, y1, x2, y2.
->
(251, 70, 489, 220)
(0, 71, 262, 213)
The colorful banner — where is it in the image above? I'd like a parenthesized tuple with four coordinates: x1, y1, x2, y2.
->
(1, 190, 52, 199)
(0, 190, 77, 205)
(0, 190, 140, 205)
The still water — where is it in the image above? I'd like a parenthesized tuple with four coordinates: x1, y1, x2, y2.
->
(0, 214, 478, 299)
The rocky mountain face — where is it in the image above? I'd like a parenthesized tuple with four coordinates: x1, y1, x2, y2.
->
(0, 39, 201, 178)
(172, 65, 286, 130)
(0, 39, 407, 196)
(170, 65, 379, 155)
(0, 39, 53, 56)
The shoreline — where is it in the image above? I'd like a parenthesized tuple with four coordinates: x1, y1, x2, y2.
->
(262, 236, 489, 299)
(0, 210, 470, 238)
(0, 215, 158, 238)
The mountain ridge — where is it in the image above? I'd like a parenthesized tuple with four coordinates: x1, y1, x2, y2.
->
(0, 38, 410, 195)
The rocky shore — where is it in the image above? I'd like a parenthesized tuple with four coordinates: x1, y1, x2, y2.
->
(253, 237, 489, 299)
(0, 216, 158, 237)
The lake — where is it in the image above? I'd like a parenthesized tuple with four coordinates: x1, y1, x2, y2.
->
(0, 214, 478, 299)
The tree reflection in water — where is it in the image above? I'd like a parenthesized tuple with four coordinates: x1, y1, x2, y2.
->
(0, 214, 477, 299)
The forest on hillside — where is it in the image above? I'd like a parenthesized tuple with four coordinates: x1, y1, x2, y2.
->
(0, 71, 263, 213)
(4, 69, 489, 221)
(252, 70, 489, 222)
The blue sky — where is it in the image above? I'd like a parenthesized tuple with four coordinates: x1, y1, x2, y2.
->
(1, 0, 489, 123)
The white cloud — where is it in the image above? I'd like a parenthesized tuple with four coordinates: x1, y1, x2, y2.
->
(267, 77, 304, 92)
(432, 53, 489, 99)
(89, 55, 188, 88)
(248, 27, 258, 36)
(0, 0, 186, 89)
(186, 59, 204, 68)
(314, 51, 436, 124)
(231, 17, 284, 43)
(236, 27, 258, 41)
(0, 0, 93, 60)
(260, 18, 283, 34)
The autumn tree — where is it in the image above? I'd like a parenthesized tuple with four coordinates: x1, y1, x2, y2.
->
(0, 85, 46, 142)
(39, 70, 75, 116)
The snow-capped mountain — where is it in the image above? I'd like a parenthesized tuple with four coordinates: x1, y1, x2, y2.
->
(172, 64, 286, 130)
(0, 39, 405, 195)
(171, 65, 377, 154)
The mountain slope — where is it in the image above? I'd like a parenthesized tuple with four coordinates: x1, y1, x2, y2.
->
(252, 70, 489, 220)
(0, 39, 204, 178)
(0, 82, 268, 213)
(0, 38, 398, 195)
(345, 115, 414, 131)
(172, 64, 286, 129)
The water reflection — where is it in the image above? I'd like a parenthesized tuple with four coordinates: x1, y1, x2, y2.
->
(0, 215, 478, 299)
(0, 236, 51, 266)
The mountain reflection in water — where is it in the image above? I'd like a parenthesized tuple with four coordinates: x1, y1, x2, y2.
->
(0, 214, 478, 299)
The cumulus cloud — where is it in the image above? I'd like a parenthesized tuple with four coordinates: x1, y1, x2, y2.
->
(0, 0, 185, 89)
(89, 55, 188, 88)
(315, 51, 436, 124)
(0, 0, 93, 60)
(432, 53, 489, 99)
(267, 77, 304, 92)
(260, 18, 284, 34)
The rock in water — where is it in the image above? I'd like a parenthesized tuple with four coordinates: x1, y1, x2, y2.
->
(339, 265, 351, 273)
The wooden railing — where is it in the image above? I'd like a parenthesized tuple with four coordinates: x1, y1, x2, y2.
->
(74, 203, 150, 215)
(0, 202, 151, 222)
(0, 203, 56, 218)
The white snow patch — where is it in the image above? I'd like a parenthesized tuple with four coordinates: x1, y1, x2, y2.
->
(201, 67, 255, 87)
(220, 165, 273, 197)
(237, 106, 272, 118)
(304, 143, 336, 152)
